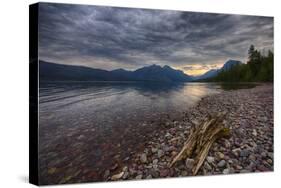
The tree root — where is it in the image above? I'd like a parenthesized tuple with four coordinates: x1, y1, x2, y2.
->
(169, 112, 230, 175)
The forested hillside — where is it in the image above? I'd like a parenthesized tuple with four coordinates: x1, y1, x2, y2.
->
(208, 45, 273, 82)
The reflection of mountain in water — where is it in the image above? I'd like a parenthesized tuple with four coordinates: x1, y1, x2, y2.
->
(40, 81, 186, 101)
(122, 82, 186, 95)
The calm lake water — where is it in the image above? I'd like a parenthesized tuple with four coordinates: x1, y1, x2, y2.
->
(38, 82, 256, 183)
(39, 82, 222, 127)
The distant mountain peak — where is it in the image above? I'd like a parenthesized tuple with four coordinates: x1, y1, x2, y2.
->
(222, 59, 242, 71)
(163, 65, 172, 69)
(113, 68, 125, 71)
(149, 64, 162, 68)
(133, 64, 192, 82)
(111, 68, 127, 72)
(193, 59, 242, 80)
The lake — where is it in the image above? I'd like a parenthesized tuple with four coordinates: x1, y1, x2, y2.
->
(38, 82, 256, 183)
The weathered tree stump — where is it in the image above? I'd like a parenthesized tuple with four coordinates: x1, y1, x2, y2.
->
(169, 112, 230, 175)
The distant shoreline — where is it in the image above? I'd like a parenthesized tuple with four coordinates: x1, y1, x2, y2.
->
(39, 80, 267, 84)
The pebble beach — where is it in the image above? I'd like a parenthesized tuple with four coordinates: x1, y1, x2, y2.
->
(106, 84, 274, 181)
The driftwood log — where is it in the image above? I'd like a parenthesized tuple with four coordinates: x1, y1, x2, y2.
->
(169, 112, 230, 175)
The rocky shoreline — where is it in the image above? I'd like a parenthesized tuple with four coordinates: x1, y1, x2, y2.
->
(105, 84, 274, 181)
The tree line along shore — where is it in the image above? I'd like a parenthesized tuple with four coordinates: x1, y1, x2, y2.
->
(205, 45, 273, 82)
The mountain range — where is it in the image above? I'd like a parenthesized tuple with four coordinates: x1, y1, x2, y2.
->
(39, 60, 193, 82)
(39, 59, 242, 82)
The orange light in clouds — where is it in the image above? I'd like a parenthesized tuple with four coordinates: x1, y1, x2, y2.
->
(184, 69, 209, 76)
(178, 63, 224, 76)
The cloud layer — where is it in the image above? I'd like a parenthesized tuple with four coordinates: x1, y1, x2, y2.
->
(38, 3, 273, 75)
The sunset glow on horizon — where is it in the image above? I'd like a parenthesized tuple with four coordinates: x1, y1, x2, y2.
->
(179, 63, 224, 76)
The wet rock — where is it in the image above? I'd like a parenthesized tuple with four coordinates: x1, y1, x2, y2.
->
(207, 156, 215, 164)
(165, 132, 172, 138)
(268, 152, 273, 159)
(267, 159, 273, 164)
(259, 116, 268, 122)
(246, 162, 255, 171)
(185, 158, 195, 170)
(103, 170, 110, 179)
(150, 169, 159, 178)
(110, 163, 118, 170)
(123, 157, 130, 161)
(224, 140, 231, 148)
(152, 164, 158, 170)
(232, 148, 241, 157)
(181, 170, 188, 176)
(145, 165, 152, 169)
(129, 168, 137, 176)
(163, 146, 173, 152)
(123, 166, 128, 172)
(252, 129, 258, 136)
(151, 148, 158, 153)
(240, 149, 250, 157)
(204, 162, 212, 170)
(146, 175, 152, 179)
(135, 174, 143, 179)
(248, 154, 256, 161)
(261, 152, 267, 158)
(152, 159, 158, 165)
(257, 165, 269, 171)
(138, 165, 144, 171)
(140, 153, 147, 163)
(77, 135, 85, 140)
(160, 169, 169, 177)
(237, 128, 244, 136)
(122, 171, 129, 179)
(236, 165, 243, 170)
(157, 150, 164, 158)
(165, 122, 170, 127)
(240, 169, 250, 173)
(47, 167, 57, 175)
(223, 168, 230, 174)
(216, 152, 225, 159)
(111, 172, 124, 180)
(171, 151, 178, 157)
(217, 160, 226, 168)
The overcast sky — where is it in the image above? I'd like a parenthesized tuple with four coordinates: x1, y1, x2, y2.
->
(38, 3, 273, 75)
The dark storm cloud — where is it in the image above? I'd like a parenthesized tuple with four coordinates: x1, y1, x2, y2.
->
(38, 3, 273, 72)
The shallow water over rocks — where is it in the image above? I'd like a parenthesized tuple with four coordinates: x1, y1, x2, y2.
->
(38, 81, 257, 184)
